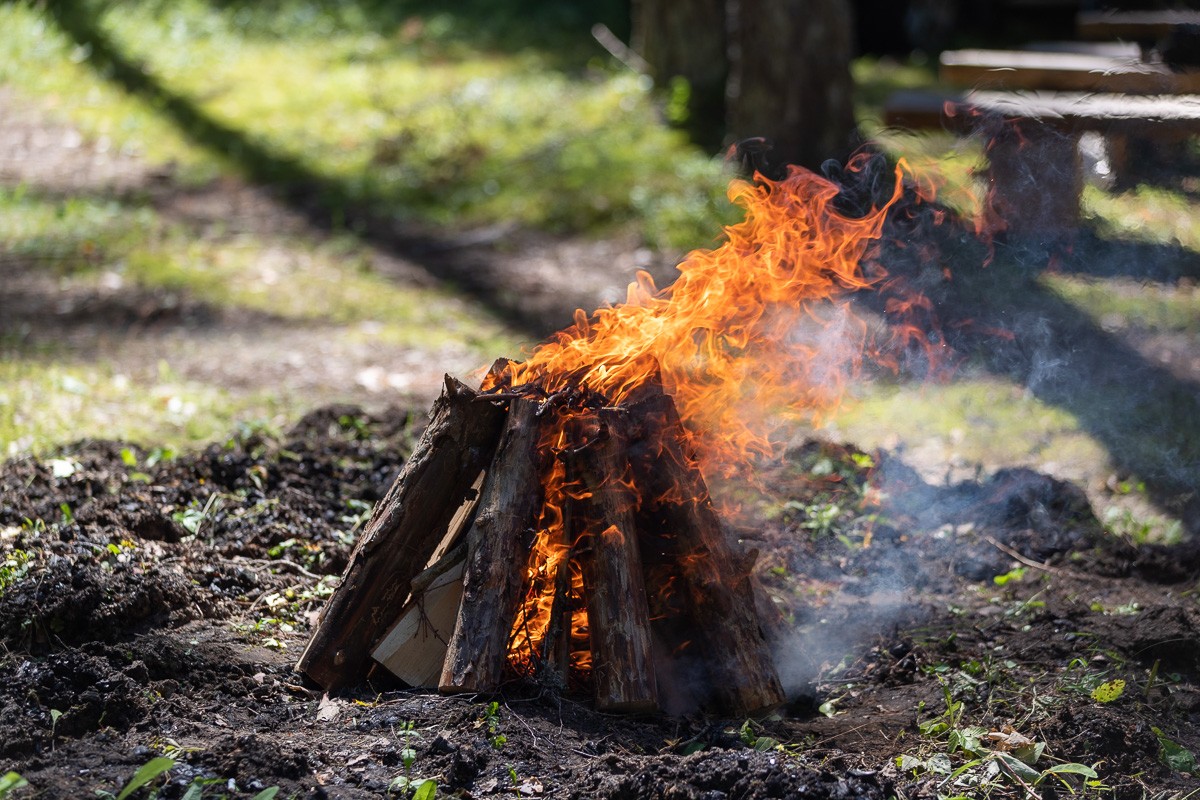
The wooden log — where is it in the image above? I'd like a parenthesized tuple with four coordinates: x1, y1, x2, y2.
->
(296, 376, 506, 690)
(440, 397, 544, 693)
(626, 392, 784, 716)
(574, 408, 659, 713)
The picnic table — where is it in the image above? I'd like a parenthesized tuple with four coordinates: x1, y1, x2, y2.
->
(1076, 10, 1200, 42)
(938, 48, 1200, 93)
(883, 17, 1200, 237)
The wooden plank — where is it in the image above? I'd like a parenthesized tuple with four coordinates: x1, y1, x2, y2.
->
(371, 559, 465, 687)
(1022, 41, 1141, 58)
(296, 376, 506, 690)
(885, 88, 1200, 133)
(939, 49, 1200, 94)
(965, 90, 1200, 126)
(1078, 10, 1200, 41)
(439, 397, 545, 694)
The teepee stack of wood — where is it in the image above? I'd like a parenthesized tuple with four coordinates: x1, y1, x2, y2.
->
(296, 369, 783, 716)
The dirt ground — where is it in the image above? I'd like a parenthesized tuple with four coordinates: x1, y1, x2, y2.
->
(3, 87, 1200, 799)
(2, 408, 1199, 799)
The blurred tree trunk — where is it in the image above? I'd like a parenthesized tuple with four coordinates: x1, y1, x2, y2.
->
(728, 0, 859, 171)
(632, 0, 859, 172)
(630, 0, 729, 151)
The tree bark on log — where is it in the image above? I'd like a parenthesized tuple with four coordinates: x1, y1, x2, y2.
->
(627, 393, 785, 716)
(440, 397, 545, 694)
(297, 376, 506, 690)
(575, 408, 659, 713)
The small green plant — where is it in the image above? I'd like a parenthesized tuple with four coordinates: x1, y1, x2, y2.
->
(737, 720, 780, 752)
(172, 493, 225, 538)
(992, 566, 1027, 586)
(388, 721, 437, 798)
(1058, 657, 1120, 698)
(0, 549, 34, 596)
(0, 772, 29, 798)
(96, 756, 176, 800)
(48, 708, 64, 747)
(1153, 727, 1198, 775)
(479, 701, 506, 750)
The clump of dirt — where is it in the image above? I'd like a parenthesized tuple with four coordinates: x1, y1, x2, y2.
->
(1, 410, 1198, 798)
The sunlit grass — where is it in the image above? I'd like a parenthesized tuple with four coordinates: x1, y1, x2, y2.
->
(0, 360, 292, 458)
(1042, 273, 1200, 334)
(1083, 184, 1200, 251)
(829, 377, 1110, 480)
(0, 0, 735, 250)
(0, 185, 521, 457)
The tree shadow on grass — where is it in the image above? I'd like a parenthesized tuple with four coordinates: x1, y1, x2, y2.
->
(858, 186, 1200, 536)
(1057, 231, 1200, 283)
(42, 0, 604, 339)
(200, 0, 629, 70)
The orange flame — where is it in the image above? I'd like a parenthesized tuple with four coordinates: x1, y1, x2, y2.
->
(500, 157, 922, 683)
(498, 159, 910, 477)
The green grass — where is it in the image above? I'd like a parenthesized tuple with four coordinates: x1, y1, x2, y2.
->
(0, 184, 518, 455)
(1042, 273, 1200, 335)
(0, 0, 735, 250)
(0, 360, 291, 458)
(830, 377, 1111, 480)
(1084, 183, 1200, 252)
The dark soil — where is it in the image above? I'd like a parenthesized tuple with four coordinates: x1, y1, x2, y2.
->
(2, 411, 1198, 800)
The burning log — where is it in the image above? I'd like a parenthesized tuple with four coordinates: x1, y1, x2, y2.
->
(574, 408, 658, 712)
(627, 391, 785, 716)
(296, 376, 506, 690)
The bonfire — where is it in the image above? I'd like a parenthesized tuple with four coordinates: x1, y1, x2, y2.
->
(298, 158, 932, 715)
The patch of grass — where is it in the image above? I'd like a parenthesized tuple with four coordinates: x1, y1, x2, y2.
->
(1084, 184, 1200, 252)
(0, 360, 292, 457)
(0, 0, 734, 250)
(829, 376, 1110, 479)
(0, 186, 158, 269)
(0, 172, 520, 457)
(1041, 273, 1200, 335)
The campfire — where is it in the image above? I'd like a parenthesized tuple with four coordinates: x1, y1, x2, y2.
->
(298, 159, 915, 715)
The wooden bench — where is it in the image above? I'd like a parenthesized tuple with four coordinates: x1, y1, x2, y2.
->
(883, 89, 1200, 235)
(1077, 10, 1200, 42)
(938, 48, 1200, 93)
